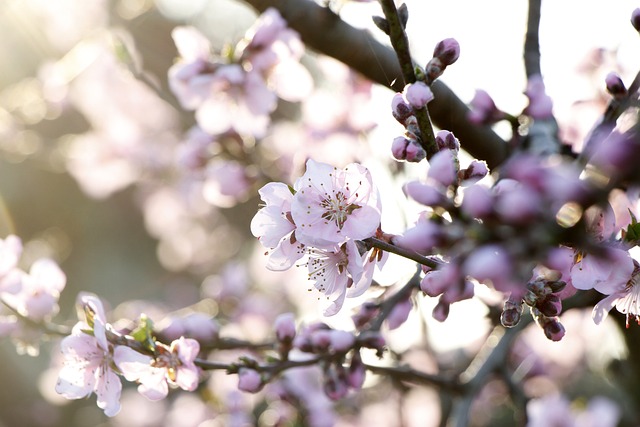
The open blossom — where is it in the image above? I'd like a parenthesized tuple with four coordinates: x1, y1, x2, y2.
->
(305, 240, 364, 316)
(55, 294, 122, 417)
(114, 337, 200, 401)
(291, 159, 381, 249)
(251, 182, 305, 271)
(592, 261, 640, 326)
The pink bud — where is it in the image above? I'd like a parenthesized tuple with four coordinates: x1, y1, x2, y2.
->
(463, 244, 512, 287)
(460, 160, 489, 183)
(432, 300, 450, 322)
(468, 89, 502, 125)
(237, 368, 263, 393)
(386, 296, 412, 330)
(420, 264, 458, 297)
(391, 93, 413, 123)
(433, 38, 460, 66)
(524, 75, 553, 119)
(404, 140, 427, 162)
(274, 312, 296, 343)
(329, 330, 356, 353)
(435, 130, 460, 152)
(632, 8, 640, 32)
(351, 302, 379, 329)
(605, 72, 627, 98)
(428, 149, 458, 186)
(542, 318, 565, 341)
(392, 219, 442, 255)
(323, 365, 349, 400)
(403, 181, 446, 206)
(403, 82, 434, 109)
(347, 352, 366, 389)
(461, 184, 493, 218)
(391, 136, 410, 160)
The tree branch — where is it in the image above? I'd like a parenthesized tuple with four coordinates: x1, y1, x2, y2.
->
(241, 0, 508, 168)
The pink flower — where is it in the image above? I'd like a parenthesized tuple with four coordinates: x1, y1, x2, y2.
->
(467, 89, 504, 125)
(9, 259, 66, 320)
(55, 294, 122, 417)
(571, 247, 634, 294)
(114, 337, 200, 401)
(304, 240, 364, 316)
(291, 159, 381, 249)
(524, 74, 554, 119)
(251, 182, 305, 271)
(591, 262, 640, 326)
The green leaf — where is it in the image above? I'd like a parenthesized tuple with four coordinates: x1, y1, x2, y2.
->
(129, 314, 156, 352)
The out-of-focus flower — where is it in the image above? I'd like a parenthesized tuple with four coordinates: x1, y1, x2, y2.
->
(114, 337, 200, 401)
(237, 368, 263, 393)
(403, 82, 434, 109)
(524, 74, 554, 119)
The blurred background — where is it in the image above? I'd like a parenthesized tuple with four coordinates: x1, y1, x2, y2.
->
(0, 0, 639, 426)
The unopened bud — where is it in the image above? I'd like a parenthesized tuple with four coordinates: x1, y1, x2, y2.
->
(500, 298, 523, 328)
(632, 8, 640, 32)
(323, 364, 349, 400)
(391, 136, 427, 163)
(348, 351, 366, 389)
(547, 280, 566, 293)
(386, 295, 413, 330)
(433, 38, 460, 66)
(542, 317, 565, 341)
(435, 130, 460, 152)
(274, 312, 296, 343)
(391, 93, 413, 123)
(537, 294, 562, 317)
(237, 368, 263, 393)
(432, 300, 450, 322)
(459, 160, 489, 183)
(403, 82, 434, 109)
(605, 72, 627, 99)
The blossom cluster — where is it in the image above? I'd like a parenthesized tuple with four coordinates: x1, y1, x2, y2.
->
(251, 158, 385, 315)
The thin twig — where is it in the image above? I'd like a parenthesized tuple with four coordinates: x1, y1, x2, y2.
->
(362, 237, 442, 269)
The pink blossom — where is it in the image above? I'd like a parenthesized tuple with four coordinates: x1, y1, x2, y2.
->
(304, 240, 364, 316)
(591, 262, 640, 326)
(291, 159, 381, 249)
(202, 159, 252, 207)
(11, 258, 66, 320)
(114, 337, 200, 401)
(251, 182, 305, 271)
(55, 294, 122, 417)
(571, 247, 634, 294)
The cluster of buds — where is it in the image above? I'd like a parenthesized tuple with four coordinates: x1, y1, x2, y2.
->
(390, 85, 434, 162)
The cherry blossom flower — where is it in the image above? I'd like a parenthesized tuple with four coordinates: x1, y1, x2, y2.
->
(114, 337, 200, 401)
(304, 240, 364, 316)
(592, 261, 640, 326)
(251, 182, 305, 271)
(55, 294, 122, 417)
(291, 159, 381, 249)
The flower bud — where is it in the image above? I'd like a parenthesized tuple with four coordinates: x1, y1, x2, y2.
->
(237, 368, 263, 393)
(274, 312, 296, 343)
(348, 351, 366, 389)
(435, 130, 460, 152)
(605, 72, 627, 99)
(542, 317, 565, 342)
(468, 89, 503, 124)
(432, 300, 450, 322)
(459, 160, 489, 183)
(323, 365, 349, 400)
(329, 330, 356, 353)
(352, 302, 379, 329)
(403, 82, 434, 109)
(632, 8, 640, 32)
(386, 295, 412, 330)
(428, 149, 458, 187)
(372, 15, 390, 35)
(500, 299, 523, 328)
(391, 93, 413, 123)
(403, 181, 447, 207)
(537, 294, 562, 317)
(433, 38, 460, 66)
(461, 184, 493, 219)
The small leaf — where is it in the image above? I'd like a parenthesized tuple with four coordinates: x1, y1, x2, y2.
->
(130, 314, 156, 352)
(372, 16, 390, 35)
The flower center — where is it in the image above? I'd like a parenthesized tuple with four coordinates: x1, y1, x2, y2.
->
(152, 344, 182, 381)
(319, 191, 360, 230)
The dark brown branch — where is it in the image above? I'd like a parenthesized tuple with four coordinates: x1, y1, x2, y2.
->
(241, 0, 508, 168)
(524, 0, 542, 78)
